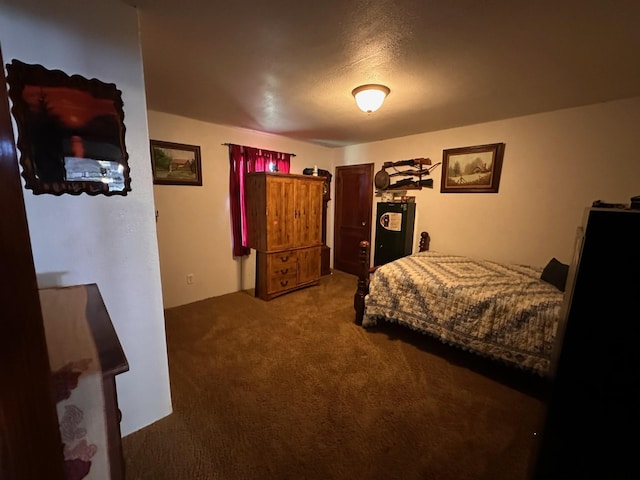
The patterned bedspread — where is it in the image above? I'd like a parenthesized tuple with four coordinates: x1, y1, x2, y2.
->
(363, 251, 564, 376)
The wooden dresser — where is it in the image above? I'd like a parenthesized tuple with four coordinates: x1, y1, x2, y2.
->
(245, 172, 324, 300)
(39, 283, 129, 479)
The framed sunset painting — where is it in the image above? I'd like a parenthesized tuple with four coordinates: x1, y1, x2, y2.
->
(6, 60, 131, 195)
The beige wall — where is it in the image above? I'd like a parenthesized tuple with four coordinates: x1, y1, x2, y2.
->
(342, 97, 640, 267)
(0, 0, 172, 435)
(149, 111, 339, 308)
(152, 98, 640, 309)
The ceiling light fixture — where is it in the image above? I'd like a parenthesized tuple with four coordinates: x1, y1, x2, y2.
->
(352, 84, 390, 113)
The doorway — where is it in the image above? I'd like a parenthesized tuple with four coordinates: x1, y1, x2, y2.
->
(332, 163, 374, 275)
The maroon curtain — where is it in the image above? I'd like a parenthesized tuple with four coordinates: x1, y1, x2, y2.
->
(228, 144, 291, 257)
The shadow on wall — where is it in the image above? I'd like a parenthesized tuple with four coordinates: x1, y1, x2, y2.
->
(37, 271, 69, 288)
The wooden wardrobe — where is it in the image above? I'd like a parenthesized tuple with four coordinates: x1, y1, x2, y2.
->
(245, 172, 324, 300)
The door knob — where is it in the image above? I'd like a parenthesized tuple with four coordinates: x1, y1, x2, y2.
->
(362, 221, 366, 226)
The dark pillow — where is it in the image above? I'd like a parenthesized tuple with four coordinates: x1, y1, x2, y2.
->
(541, 258, 569, 292)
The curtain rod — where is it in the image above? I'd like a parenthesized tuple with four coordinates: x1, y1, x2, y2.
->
(222, 143, 296, 157)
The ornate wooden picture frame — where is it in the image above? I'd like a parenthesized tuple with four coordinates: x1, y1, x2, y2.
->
(441, 143, 505, 193)
(5, 60, 131, 195)
(150, 140, 202, 186)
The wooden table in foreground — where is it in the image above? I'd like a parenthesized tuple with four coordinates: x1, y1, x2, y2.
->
(39, 283, 129, 480)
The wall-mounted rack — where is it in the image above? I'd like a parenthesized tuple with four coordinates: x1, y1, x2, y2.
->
(374, 158, 441, 191)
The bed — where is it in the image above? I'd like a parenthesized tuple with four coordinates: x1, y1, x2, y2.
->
(353, 233, 566, 377)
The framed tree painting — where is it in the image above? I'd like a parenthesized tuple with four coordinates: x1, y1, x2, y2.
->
(150, 140, 202, 186)
(441, 142, 505, 193)
(5, 60, 131, 195)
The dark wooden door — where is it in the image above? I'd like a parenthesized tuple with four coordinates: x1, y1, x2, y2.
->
(0, 44, 65, 479)
(333, 163, 374, 275)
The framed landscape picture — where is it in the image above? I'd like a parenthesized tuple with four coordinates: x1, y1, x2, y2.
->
(441, 143, 505, 193)
(150, 140, 202, 186)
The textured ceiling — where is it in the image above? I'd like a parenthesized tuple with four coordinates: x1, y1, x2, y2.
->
(123, 0, 640, 148)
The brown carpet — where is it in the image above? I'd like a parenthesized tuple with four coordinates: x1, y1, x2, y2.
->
(122, 270, 550, 480)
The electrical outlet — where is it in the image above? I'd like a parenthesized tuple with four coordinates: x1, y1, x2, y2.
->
(186, 274, 194, 285)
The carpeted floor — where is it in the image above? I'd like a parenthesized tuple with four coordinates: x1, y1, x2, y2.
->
(122, 270, 550, 480)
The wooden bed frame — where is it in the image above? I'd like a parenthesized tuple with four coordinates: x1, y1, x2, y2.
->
(354, 231, 430, 325)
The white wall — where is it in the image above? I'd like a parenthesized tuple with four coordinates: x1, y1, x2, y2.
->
(0, 0, 172, 435)
(149, 111, 339, 308)
(342, 97, 640, 267)
(152, 98, 640, 308)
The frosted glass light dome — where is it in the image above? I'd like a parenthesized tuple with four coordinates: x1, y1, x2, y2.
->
(352, 84, 390, 113)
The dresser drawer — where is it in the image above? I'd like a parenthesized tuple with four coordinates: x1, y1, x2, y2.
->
(267, 270, 298, 294)
(255, 247, 321, 300)
(268, 251, 297, 272)
(266, 251, 298, 294)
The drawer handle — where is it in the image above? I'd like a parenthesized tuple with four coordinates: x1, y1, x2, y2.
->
(280, 280, 289, 287)
(280, 256, 289, 262)
(280, 268, 289, 274)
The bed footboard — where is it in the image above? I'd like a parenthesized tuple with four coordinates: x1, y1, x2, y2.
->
(353, 240, 371, 325)
(418, 231, 430, 252)
(353, 231, 429, 325)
